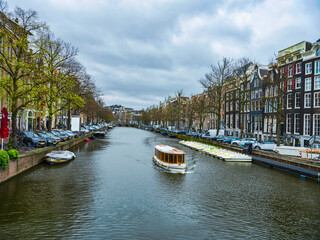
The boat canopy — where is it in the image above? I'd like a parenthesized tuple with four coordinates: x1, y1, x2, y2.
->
(155, 145, 185, 154)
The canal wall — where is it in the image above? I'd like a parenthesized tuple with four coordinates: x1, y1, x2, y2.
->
(0, 134, 90, 184)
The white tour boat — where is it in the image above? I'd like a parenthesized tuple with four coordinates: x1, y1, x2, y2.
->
(153, 145, 187, 173)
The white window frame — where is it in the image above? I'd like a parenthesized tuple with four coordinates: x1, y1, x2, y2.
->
(288, 65, 293, 77)
(286, 113, 292, 133)
(295, 77, 301, 89)
(295, 92, 301, 109)
(314, 92, 320, 108)
(287, 79, 292, 91)
(287, 93, 292, 109)
(304, 93, 311, 108)
(314, 114, 320, 136)
(304, 114, 311, 136)
(315, 76, 320, 90)
(296, 62, 302, 74)
(305, 62, 312, 75)
(305, 77, 311, 91)
(265, 100, 268, 113)
(315, 60, 320, 75)
(294, 113, 300, 134)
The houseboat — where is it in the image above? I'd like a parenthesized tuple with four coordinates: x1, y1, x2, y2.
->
(153, 145, 187, 173)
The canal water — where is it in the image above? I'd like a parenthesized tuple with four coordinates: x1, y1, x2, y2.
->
(0, 127, 320, 239)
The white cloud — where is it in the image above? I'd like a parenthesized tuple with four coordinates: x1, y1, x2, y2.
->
(8, 0, 320, 109)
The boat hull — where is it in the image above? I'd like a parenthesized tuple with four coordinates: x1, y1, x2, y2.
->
(45, 157, 75, 165)
(153, 156, 187, 173)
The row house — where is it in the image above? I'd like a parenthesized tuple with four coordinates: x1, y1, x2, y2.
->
(224, 39, 320, 146)
(277, 40, 320, 146)
(225, 63, 267, 139)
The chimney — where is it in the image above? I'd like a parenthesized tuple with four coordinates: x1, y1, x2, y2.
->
(15, 18, 18, 23)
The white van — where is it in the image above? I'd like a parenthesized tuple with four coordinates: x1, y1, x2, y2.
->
(202, 129, 225, 140)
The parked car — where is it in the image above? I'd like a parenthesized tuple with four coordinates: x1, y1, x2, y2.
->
(55, 129, 74, 140)
(186, 132, 200, 138)
(19, 131, 46, 147)
(81, 127, 90, 134)
(202, 129, 225, 140)
(223, 137, 240, 144)
(35, 131, 59, 146)
(231, 138, 256, 146)
(43, 131, 61, 143)
(51, 130, 69, 141)
(65, 130, 79, 138)
(253, 141, 277, 151)
(216, 136, 228, 142)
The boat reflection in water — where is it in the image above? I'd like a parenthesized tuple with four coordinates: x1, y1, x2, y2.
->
(153, 145, 187, 173)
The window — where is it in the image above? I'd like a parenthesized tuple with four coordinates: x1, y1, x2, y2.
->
(265, 88, 269, 97)
(295, 77, 301, 89)
(294, 113, 300, 134)
(287, 79, 292, 91)
(288, 65, 293, 77)
(305, 62, 312, 75)
(315, 60, 320, 75)
(315, 76, 320, 90)
(269, 101, 273, 112)
(265, 100, 268, 112)
(316, 48, 320, 57)
(274, 86, 278, 96)
(289, 57, 293, 62)
(304, 114, 311, 136)
(305, 77, 311, 91)
(287, 93, 292, 109)
(296, 63, 302, 74)
(295, 92, 301, 108)
(297, 54, 302, 59)
(314, 92, 320, 107)
(281, 61, 285, 65)
(264, 118, 268, 132)
(273, 117, 277, 133)
(305, 93, 311, 108)
(286, 114, 292, 133)
(314, 114, 320, 136)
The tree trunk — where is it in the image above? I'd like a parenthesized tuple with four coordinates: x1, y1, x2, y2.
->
(67, 104, 71, 130)
(216, 113, 221, 136)
(11, 110, 18, 149)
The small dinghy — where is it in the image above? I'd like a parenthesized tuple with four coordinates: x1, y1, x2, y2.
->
(45, 150, 76, 165)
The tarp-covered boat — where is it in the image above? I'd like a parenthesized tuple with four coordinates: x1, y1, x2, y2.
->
(45, 150, 76, 165)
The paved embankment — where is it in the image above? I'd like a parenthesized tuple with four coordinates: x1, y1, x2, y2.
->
(0, 133, 91, 184)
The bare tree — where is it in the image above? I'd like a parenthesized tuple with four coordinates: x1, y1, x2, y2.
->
(200, 57, 234, 136)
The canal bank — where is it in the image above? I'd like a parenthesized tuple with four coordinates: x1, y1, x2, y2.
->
(0, 133, 91, 184)
(148, 130, 320, 181)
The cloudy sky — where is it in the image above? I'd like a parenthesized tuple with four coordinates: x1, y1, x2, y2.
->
(9, 0, 320, 110)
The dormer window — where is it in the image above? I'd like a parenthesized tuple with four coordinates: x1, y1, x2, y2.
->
(297, 54, 302, 59)
(316, 48, 320, 57)
(288, 57, 293, 62)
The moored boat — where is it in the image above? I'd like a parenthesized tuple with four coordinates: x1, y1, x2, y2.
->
(45, 150, 76, 165)
(153, 145, 187, 173)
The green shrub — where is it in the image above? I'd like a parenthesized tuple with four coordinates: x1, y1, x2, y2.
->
(7, 149, 19, 160)
(0, 150, 10, 169)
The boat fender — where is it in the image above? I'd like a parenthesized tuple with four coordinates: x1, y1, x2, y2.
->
(85, 138, 90, 143)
